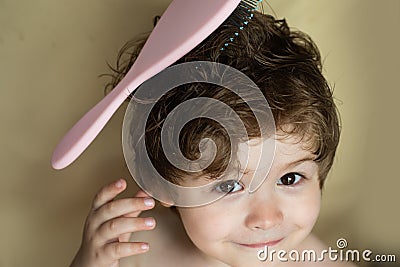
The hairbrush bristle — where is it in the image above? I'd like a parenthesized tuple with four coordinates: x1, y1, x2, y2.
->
(220, 0, 263, 51)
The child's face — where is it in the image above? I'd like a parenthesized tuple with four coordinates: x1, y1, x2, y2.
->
(176, 133, 321, 266)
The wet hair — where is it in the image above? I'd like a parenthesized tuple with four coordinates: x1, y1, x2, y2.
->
(105, 12, 340, 188)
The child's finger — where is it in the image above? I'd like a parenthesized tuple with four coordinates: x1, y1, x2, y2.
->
(134, 190, 150, 198)
(92, 179, 126, 210)
(123, 190, 154, 218)
(121, 190, 154, 218)
(96, 217, 156, 244)
(92, 197, 155, 227)
(102, 242, 150, 262)
(119, 232, 132, 243)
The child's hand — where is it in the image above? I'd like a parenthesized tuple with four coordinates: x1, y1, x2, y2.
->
(70, 179, 156, 267)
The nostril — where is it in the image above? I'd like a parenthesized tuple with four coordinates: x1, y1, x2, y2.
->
(245, 205, 284, 231)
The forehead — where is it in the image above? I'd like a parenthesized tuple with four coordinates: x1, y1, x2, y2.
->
(237, 134, 316, 173)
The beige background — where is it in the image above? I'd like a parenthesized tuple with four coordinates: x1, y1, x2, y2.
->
(1, 0, 399, 266)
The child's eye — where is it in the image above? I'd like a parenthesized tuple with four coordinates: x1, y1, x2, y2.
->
(215, 180, 244, 194)
(277, 172, 304, 186)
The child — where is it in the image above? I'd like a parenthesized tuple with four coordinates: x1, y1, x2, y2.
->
(70, 11, 355, 267)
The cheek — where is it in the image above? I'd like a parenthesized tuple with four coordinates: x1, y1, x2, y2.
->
(283, 186, 321, 230)
(178, 205, 234, 249)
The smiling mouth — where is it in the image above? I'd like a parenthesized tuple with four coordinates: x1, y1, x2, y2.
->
(237, 238, 284, 249)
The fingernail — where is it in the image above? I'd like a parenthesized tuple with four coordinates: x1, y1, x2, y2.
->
(115, 179, 123, 188)
(145, 218, 155, 227)
(141, 243, 149, 250)
(144, 198, 154, 207)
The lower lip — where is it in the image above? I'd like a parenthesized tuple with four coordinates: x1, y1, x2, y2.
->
(238, 238, 283, 249)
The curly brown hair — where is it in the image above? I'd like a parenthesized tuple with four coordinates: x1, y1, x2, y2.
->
(105, 12, 340, 188)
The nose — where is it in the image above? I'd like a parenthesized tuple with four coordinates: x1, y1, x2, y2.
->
(244, 192, 283, 231)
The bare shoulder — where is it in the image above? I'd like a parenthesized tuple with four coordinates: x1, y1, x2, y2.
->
(120, 206, 201, 267)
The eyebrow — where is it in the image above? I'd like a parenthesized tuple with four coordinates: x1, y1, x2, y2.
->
(189, 156, 317, 182)
(285, 155, 317, 168)
(237, 155, 316, 174)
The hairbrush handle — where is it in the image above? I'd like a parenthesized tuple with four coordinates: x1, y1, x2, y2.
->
(52, 0, 243, 169)
(51, 77, 141, 170)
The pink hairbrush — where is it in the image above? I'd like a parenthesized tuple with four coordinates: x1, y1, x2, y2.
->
(52, 0, 262, 169)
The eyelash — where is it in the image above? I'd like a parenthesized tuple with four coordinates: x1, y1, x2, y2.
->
(214, 180, 244, 194)
(276, 172, 305, 187)
(214, 172, 306, 194)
